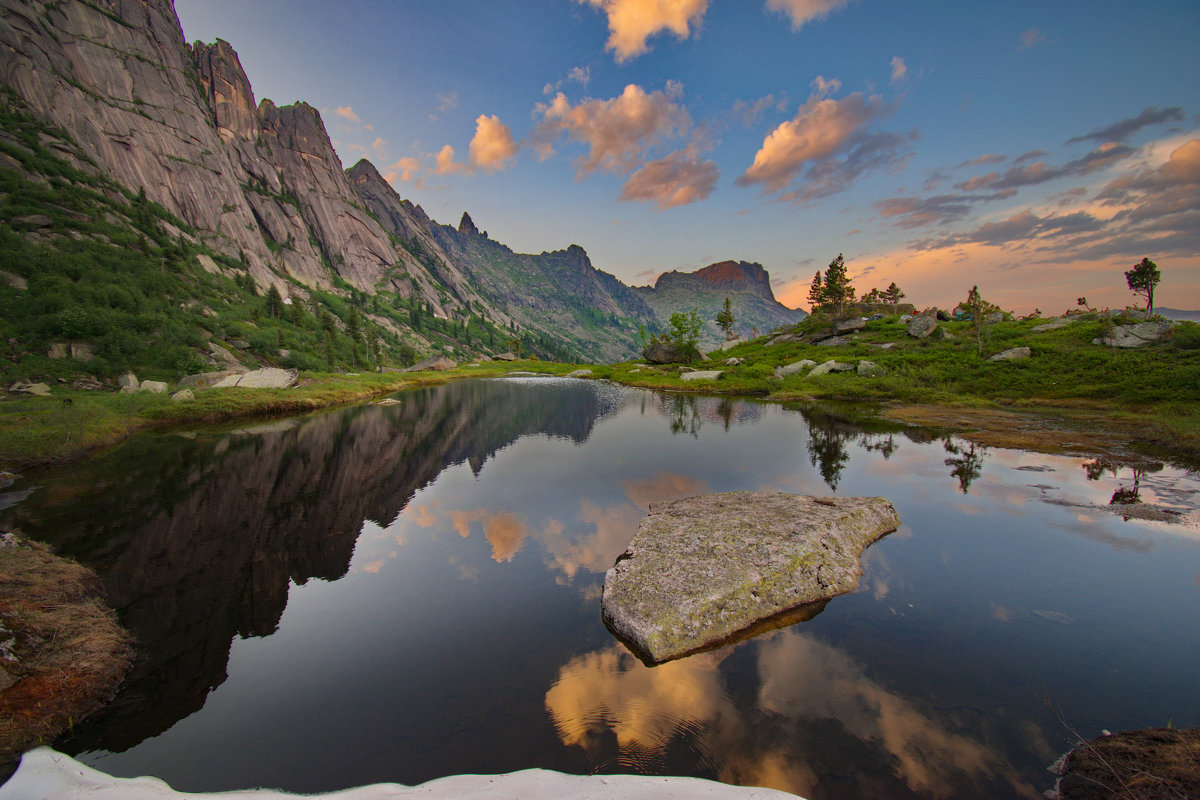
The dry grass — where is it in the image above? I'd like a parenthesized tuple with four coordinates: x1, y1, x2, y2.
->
(1058, 727, 1200, 799)
(0, 532, 132, 766)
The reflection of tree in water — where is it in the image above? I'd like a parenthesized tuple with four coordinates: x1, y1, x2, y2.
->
(1081, 458, 1164, 511)
(807, 426, 851, 490)
(662, 394, 702, 438)
(943, 437, 986, 494)
(798, 406, 902, 491)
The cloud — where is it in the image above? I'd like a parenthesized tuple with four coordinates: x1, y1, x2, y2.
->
(915, 208, 1106, 250)
(371, 137, 387, 156)
(1018, 28, 1045, 50)
(619, 146, 719, 209)
(468, 114, 517, 172)
(731, 94, 780, 126)
(957, 153, 1006, 168)
(889, 56, 907, 84)
(481, 511, 527, 562)
(735, 92, 894, 196)
(383, 156, 421, 184)
(433, 144, 467, 175)
(955, 142, 1137, 192)
(1066, 106, 1186, 145)
(766, 0, 854, 31)
(544, 66, 593, 96)
(622, 471, 709, 509)
(810, 75, 841, 98)
(874, 188, 1018, 229)
(534, 82, 691, 175)
(334, 105, 361, 124)
(541, 501, 643, 580)
(437, 92, 459, 113)
(579, 0, 710, 63)
(1013, 149, 1047, 164)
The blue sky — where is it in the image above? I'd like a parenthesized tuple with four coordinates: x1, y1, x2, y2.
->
(173, 0, 1200, 313)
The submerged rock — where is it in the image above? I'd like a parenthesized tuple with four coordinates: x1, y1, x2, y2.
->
(601, 492, 899, 664)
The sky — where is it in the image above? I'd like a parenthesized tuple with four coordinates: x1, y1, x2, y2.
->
(172, 0, 1200, 314)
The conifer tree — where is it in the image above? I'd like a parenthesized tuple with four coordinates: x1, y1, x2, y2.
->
(819, 254, 853, 317)
(716, 297, 736, 340)
(807, 271, 824, 311)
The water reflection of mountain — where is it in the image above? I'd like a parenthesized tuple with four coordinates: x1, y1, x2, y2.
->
(3, 378, 621, 753)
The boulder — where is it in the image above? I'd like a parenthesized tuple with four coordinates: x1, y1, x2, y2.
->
(679, 370, 722, 382)
(720, 338, 741, 351)
(809, 360, 855, 376)
(1093, 321, 1174, 348)
(140, 380, 169, 393)
(564, 369, 593, 378)
(642, 342, 689, 364)
(170, 389, 194, 402)
(989, 346, 1031, 362)
(0, 270, 28, 290)
(70, 377, 104, 391)
(985, 311, 1007, 324)
(212, 368, 298, 388)
(774, 359, 816, 378)
(856, 360, 886, 377)
(815, 335, 852, 347)
(117, 371, 139, 393)
(69, 342, 95, 360)
(207, 341, 242, 367)
(1031, 317, 1075, 332)
(11, 214, 52, 228)
(405, 355, 458, 372)
(233, 367, 299, 388)
(834, 317, 866, 334)
(492, 352, 518, 361)
(601, 492, 899, 663)
(47, 343, 69, 359)
(177, 370, 245, 390)
(764, 333, 802, 347)
(724, 357, 744, 366)
(906, 315, 939, 338)
(10, 382, 51, 396)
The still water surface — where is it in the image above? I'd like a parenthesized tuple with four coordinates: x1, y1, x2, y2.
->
(4, 377, 1200, 799)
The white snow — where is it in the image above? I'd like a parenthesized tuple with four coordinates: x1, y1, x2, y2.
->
(0, 748, 802, 799)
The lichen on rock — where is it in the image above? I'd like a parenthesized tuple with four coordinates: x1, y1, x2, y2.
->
(601, 492, 899, 664)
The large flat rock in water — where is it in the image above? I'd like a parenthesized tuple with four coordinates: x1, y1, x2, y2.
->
(602, 492, 899, 664)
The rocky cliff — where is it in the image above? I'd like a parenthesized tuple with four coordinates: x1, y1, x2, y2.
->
(635, 260, 806, 349)
(0, 0, 797, 367)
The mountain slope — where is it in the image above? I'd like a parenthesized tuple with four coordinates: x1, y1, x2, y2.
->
(635, 260, 806, 350)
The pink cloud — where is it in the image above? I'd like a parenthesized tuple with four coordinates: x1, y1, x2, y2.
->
(580, 0, 710, 63)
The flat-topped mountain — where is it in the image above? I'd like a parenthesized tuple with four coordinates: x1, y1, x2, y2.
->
(636, 261, 806, 349)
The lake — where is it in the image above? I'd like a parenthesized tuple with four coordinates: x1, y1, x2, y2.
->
(3, 377, 1199, 799)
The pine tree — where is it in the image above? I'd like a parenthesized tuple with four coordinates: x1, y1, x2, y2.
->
(963, 285, 1000, 356)
(883, 281, 906, 304)
(819, 254, 853, 317)
(716, 297, 736, 340)
(1125, 257, 1161, 312)
(807, 271, 824, 311)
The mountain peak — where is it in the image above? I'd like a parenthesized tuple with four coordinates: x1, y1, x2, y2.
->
(654, 260, 775, 301)
(458, 212, 480, 236)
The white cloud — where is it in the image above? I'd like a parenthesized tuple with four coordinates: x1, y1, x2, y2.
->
(619, 146, 720, 209)
(810, 75, 841, 98)
(765, 0, 853, 31)
(334, 106, 361, 124)
(534, 82, 691, 175)
(890, 56, 908, 84)
(1018, 28, 1045, 50)
(736, 92, 888, 194)
(433, 144, 467, 176)
(468, 114, 517, 172)
(580, 0, 710, 63)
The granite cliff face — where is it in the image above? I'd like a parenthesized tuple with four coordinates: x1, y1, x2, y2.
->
(636, 260, 806, 349)
(0, 0, 799, 364)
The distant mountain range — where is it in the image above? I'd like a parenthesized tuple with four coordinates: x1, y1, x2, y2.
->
(0, 0, 799, 370)
(1156, 308, 1200, 322)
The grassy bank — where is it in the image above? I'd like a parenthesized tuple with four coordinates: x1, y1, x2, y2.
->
(3, 311, 1199, 471)
(598, 312, 1200, 458)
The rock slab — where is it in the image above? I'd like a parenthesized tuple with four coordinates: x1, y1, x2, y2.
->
(602, 492, 899, 664)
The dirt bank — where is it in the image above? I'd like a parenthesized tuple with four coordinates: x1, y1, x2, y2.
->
(0, 532, 132, 769)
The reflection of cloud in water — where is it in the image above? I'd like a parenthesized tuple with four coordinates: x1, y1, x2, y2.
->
(757, 632, 1036, 797)
(450, 509, 486, 538)
(481, 511, 527, 562)
(621, 472, 708, 510)
(542, 501, 643, 580)
(408, 503, 438, 528)
(361, 559, 386, 575)
(545, 631, 1036, 798)
(991, 603, 1014, 622)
